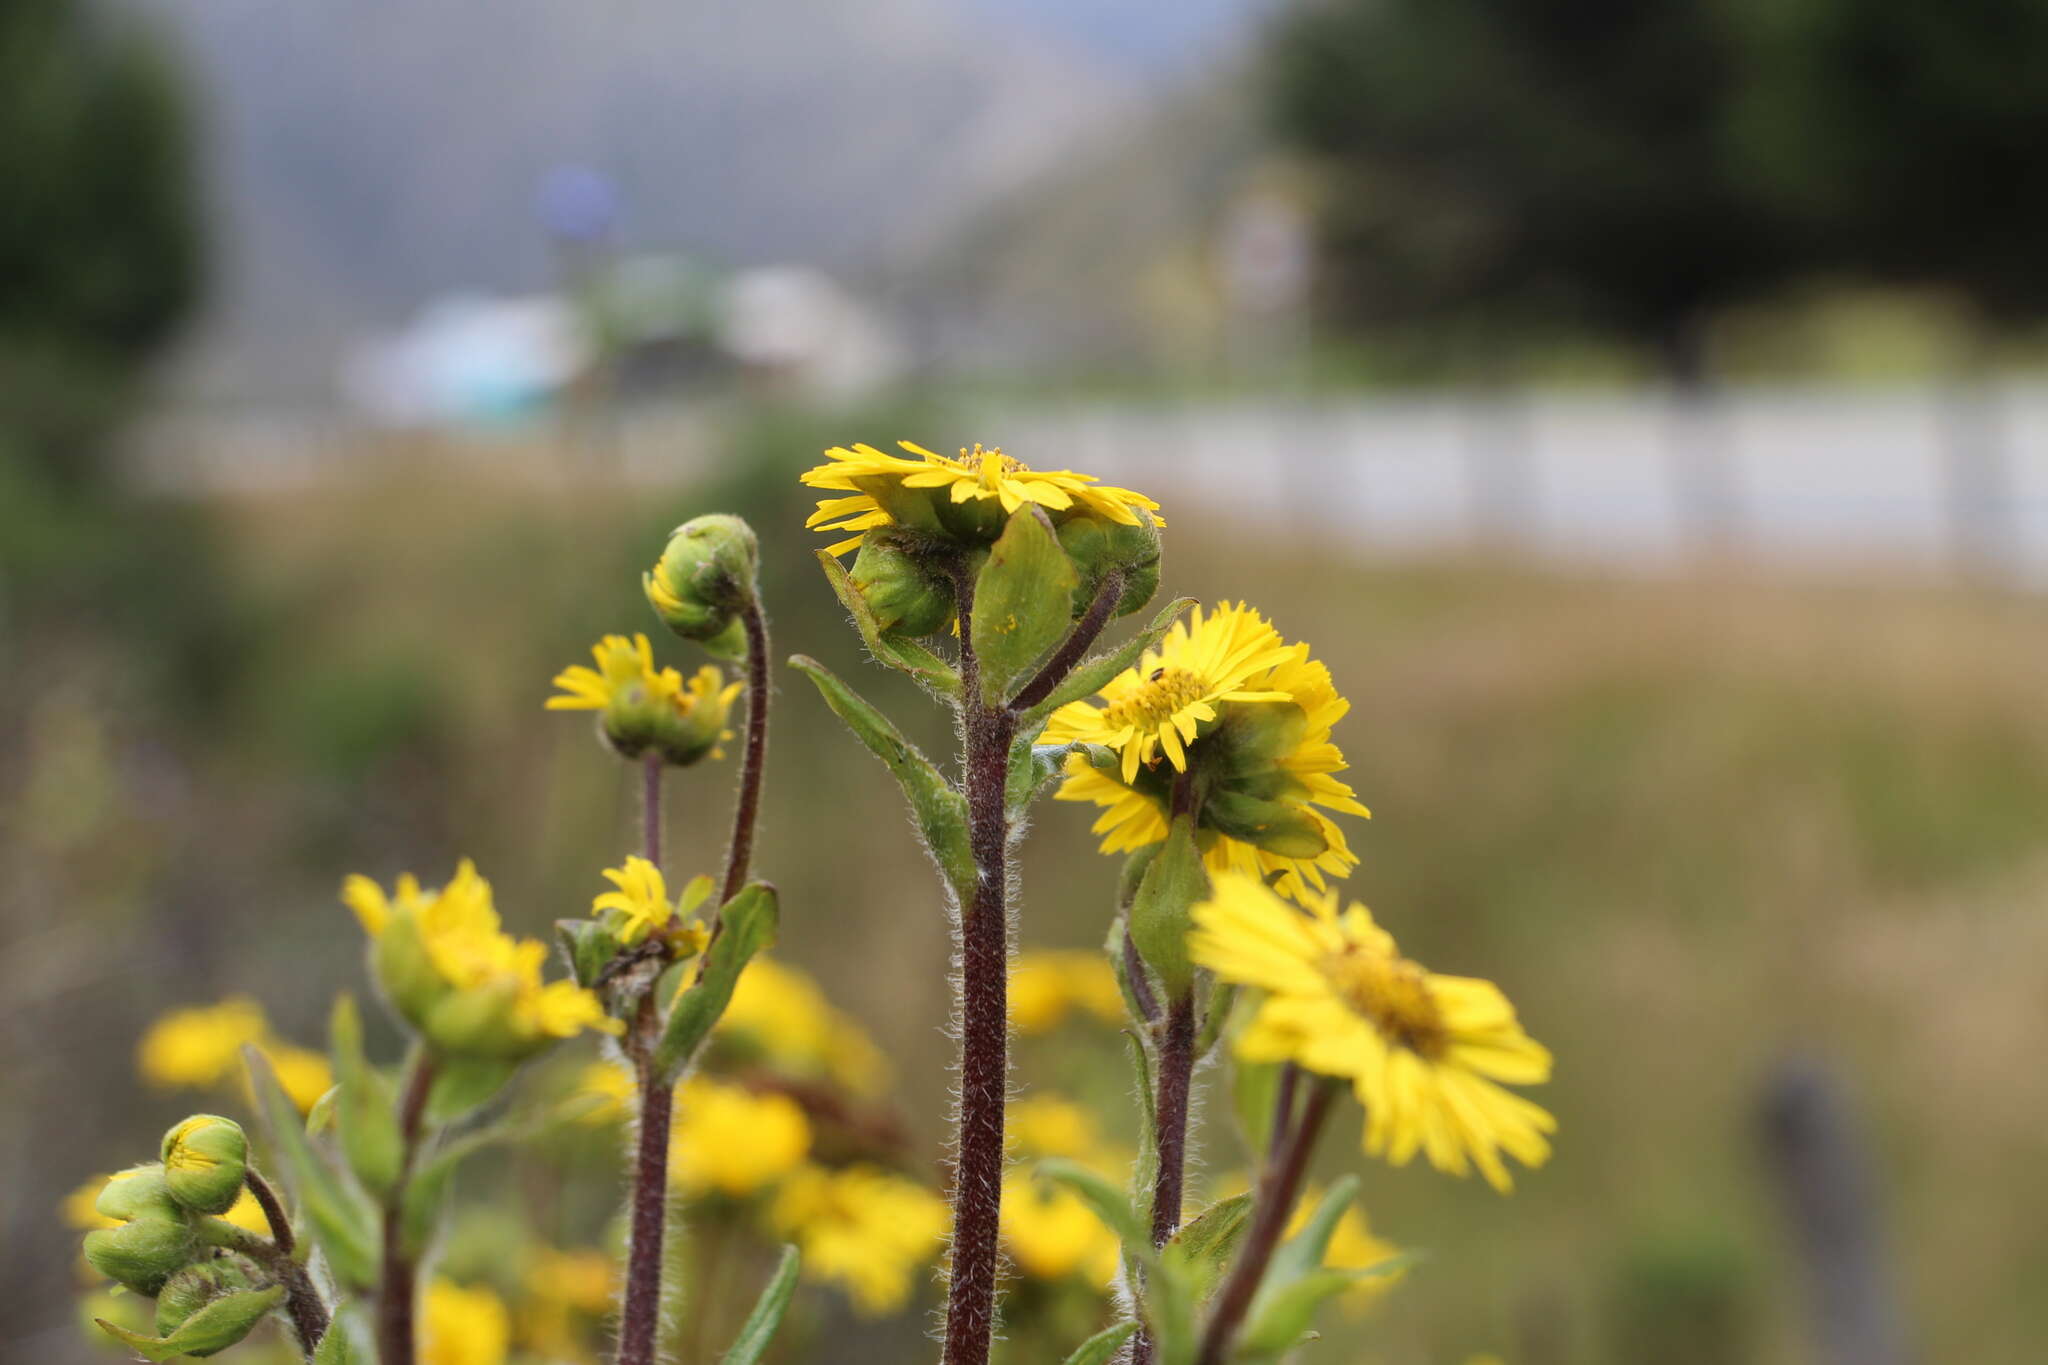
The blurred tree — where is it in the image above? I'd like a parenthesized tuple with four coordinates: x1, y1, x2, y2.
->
(0, 0, 203, 488)
(1265, 0, 1809, 382)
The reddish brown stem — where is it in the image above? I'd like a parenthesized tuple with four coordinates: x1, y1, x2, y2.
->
(616, 1036, 674, 1365)
(376, 1054, 436, 1365)
(719, 600, 771, 906)
(245, 1168, 330, 1356)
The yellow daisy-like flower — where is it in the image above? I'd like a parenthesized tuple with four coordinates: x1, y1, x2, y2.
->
(1006, 1094, 1101, 1161)
(547, 635, 740, 765)
(343, 859, 619, 1052)
(770, 1163, 950, 1316)
(1049, 602, 1369, 904)
(260, 1042, 336, 1114)
(1045, 601, 1295, 784)
(591, 857, 713, 949)
(1001, 1170, 1123, 1286)
(801, 440, 1162, 557)
(1189, 875, 1554, 1193)
(422, 1279, 511, 1365)
(669, 1077, 813, 1199)
(136, 997, 268, 1091)
(1008, 950, 1127, 1035)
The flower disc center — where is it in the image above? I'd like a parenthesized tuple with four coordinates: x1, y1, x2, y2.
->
(1100, 667, 1208, 735)
(1320, 949, 1449, 1057)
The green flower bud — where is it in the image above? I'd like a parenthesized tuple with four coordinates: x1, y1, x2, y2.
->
(422, 977, 528, 1060)
(644, 514, 758, 641)
(100, 1281, 283, 1361)
(84, 1217, 198, 1295)
(1057, 507, 1161, 619)
(371, 909, 451, 1032)
(95, 1164, 183, 1224)
(155, 1263, 252, 1339)
(161, 1116, 248, 1216)
(849, 530, 955, 637)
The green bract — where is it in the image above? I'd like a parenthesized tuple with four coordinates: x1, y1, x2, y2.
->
(161, 1116, 247, 1216)
(645, 513, 759, 641)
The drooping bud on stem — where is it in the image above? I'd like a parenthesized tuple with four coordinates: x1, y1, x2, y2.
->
(644, 514, 760, 642)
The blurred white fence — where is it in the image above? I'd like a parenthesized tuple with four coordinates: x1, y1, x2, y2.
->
(133, 382, 2048, 585)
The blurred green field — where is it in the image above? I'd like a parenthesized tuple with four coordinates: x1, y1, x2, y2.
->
(9, 422, 2048, 1363)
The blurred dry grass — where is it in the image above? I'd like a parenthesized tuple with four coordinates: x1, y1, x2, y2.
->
(10, 448, 2048, 1362)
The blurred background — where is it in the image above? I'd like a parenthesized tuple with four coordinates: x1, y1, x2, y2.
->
(7, 0, 2048, 1360)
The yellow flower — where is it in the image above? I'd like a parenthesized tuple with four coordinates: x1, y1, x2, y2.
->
(1001, 1171, 1122, 1285)
(1007, 1094, 1101, 1160)
(261, 1042, 336, 1114)
(547, 635, 740, 766)
(1008, 951, 1126, 1035)
(519, 1246, 616, 1363)
(421, 1279, 510, 1365)
(1189, 876, 1554, 1193)
(63, 1177, 120, 1230)
(770, 1164, 949, 1316)
(220, 1187, 272, 1236)
(574, 1060, 636, 1123)
(801, 440, 1162, 557)
(1048, 601, 1369, 905)
(669, 1077, 813, 1199)
(343, 859, 619, 1054)
(592, 857, 712, 950)
(712, 956, 889, 1096)
(137, 998, 268, 1090)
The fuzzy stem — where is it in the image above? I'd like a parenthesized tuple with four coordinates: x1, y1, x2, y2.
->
(1147, 994, 1198, 1247)
(642, 752, 664, 872)
(243, 1168, 330, 1356)
(941, 566, 1013, 1365)
(616, 1034, 674, 1365)
(376, 1053, 437, 1365)
(719, 600, 772, 907)
(1194, 1071, 1337, 1365)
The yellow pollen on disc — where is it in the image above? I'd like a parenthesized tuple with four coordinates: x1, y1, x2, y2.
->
(1321, 949, 1449, 1058)
(1099, 668, 1209, 735)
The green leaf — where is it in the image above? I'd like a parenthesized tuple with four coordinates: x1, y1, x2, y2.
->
(243, 1047, 378, 1291)
(97, 1285, 285, 1361)
(1230, 1058, 1283, 1161)
(1260, 1176, 1359, 1292)
(1235, 1260, 1411, 1361)
(424, 1057, 518, 1126)
(814, 549, 961, 699)
(718, 1244, 801, 1365)
(555, 918, 621, 990)
(790, 654, 974, 900)
(1128, 816, 1208, 999)
(654, 882, 780, 1077)
(971, 506, 1078, 705)
(1034, 1158, 1148, 1257)
(329, 996, 402, 1199)
(1060, 1321, 1138, 1365)
(1019, 595, 1195, 729)
(1162, 1193, 1254, 1305)
(304, 1085, 340, 1138)
(313, 1304, 367, 1365)
(1196, 983, 1237, 1060)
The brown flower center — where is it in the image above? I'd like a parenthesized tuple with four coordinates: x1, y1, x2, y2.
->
(1319, 949, 1448, 1057)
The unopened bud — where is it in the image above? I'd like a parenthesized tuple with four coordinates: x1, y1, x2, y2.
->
(644, 514, 758, 641)
(155, 1263, 251, 1338)
(1057, 507, 1161, 619)
(161, 1116, 247, 1216)
(84, 1217, 197, 1295)
(849, 531, 954, 637)
(94, 1164, 182, 1224)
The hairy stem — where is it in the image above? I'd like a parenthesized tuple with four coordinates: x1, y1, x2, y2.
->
(642, 751, 663, 872)
(719, 600, 772, 907)
(376, 1053, 437, 1365)
(1009, 570, 1124, 713)
(1194, 1071, 1337, 1365)
(1147, 994, 1198, 1247)
(244, 1168, 330, 1357)
(942, 567, 1013, 1365)
(616, 1028, 674, 1365)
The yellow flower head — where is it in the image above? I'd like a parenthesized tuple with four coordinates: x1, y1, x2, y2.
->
(1006, 1094, 1101, 1160)
(770, 1164, 950, 1316)
(1008, 951, 1126, 1035)
(547, 634, 740, 766)
(669, 1077, 813, 1199)
(422, 1280, 510, 1365)
(343, 859, 619, 1056)
(708, 956, 889, 1096)
(259, 1042, 336, 1115)
(1189, 876, 1554, 1193)
(592, 857, 712, 950)
(1001, 1170, 1122, 1286)
(137, 997, 268, 1090)
(801, 440, 1162, 557)
(1048, 601, 1369, 905)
